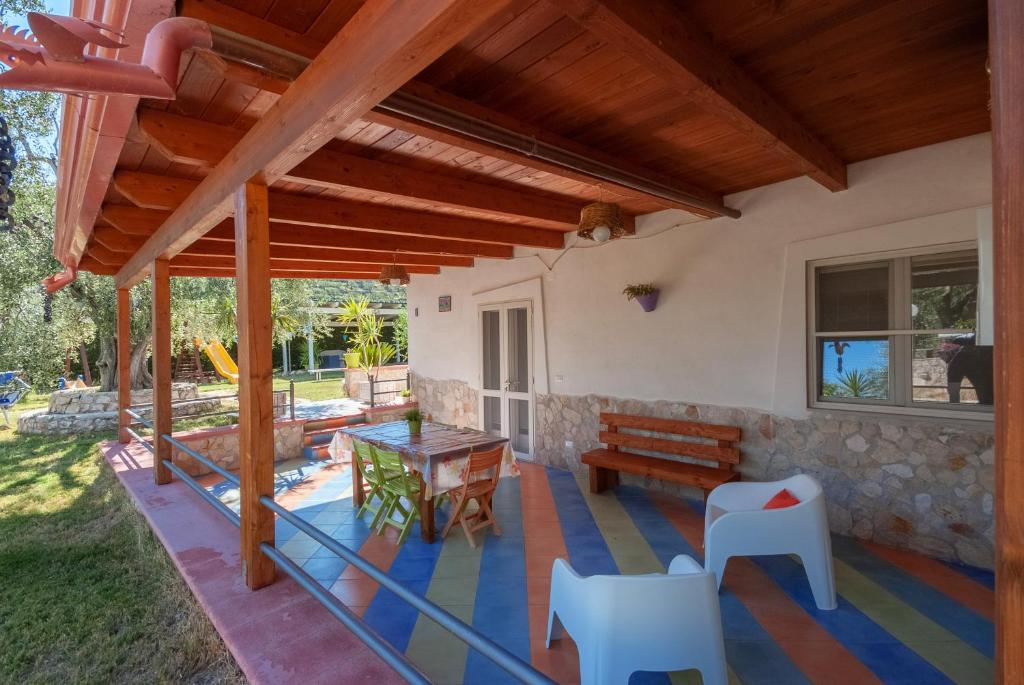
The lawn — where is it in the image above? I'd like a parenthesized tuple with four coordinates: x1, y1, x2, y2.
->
(0, 401, 244, 684)
(198, 370, 347, 404)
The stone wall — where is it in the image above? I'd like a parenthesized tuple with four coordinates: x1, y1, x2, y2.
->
(18, 384, 225, 435)
(47, 383, 198, 414)
(411, 374, 994, 569)
(169, 419, 306, 477)
(410, 373, 478, 428)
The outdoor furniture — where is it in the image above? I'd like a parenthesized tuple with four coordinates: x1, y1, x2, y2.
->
(0, 371, 30, 427)
(704, 474, 837, 610)
(340, 421, 514, 542)
(374, 446, 423, 545)
(546, 554, 728, 685)
(352, 439, 401, 529)
(440, 444, 504, 547)
(581, 412, 742, 500)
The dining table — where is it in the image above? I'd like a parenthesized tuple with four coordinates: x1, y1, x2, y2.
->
(335, 421, 515, 543)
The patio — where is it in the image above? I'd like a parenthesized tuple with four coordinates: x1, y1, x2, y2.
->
(17, 0, 1020, 681)
(106, 439, 993, 684)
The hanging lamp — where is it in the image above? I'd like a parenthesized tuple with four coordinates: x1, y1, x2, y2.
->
(380, 254, 409, 285)
(577, 186, 625, 243)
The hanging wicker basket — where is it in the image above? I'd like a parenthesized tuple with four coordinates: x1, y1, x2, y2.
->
(380, 263, 410, 285)
(577, 201, 627, 241)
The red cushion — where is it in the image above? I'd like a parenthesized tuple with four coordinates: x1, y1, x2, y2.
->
(763, 488, 801, 510)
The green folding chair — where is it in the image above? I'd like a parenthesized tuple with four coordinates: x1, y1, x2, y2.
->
(353, 440, 401, 529)
(374, 446, 422, 545)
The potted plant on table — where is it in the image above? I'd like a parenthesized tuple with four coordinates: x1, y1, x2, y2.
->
(623, 283, 660, 312)
(405, 408, 424, 435)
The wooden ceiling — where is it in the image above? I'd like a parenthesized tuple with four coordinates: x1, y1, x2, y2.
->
(79, 0, 990, 280)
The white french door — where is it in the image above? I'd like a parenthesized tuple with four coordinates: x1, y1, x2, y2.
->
(479, 301, 534, 459)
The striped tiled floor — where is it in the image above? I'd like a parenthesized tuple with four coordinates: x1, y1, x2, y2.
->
(203, 460, 994, 685)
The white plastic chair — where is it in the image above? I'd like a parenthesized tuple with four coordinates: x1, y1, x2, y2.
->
(546, 555, 727, 685)
(704, 473, 837, 610)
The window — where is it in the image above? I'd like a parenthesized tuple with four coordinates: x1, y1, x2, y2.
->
(809, 247, 992, 414)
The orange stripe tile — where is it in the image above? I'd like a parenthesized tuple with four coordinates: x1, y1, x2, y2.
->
(334, 527, 402, 618)
(860, 540, 995, 621)
(652, 494, 881, 685)
(519, 463, 580, 684)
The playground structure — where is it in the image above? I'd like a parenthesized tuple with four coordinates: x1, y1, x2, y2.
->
(0, 371, 30, 427)
(194, 338, 238, 384)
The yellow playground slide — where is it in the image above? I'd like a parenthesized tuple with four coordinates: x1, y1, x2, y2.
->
(195, 338, 239, 384)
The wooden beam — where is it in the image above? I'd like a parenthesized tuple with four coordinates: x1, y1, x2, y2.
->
(138, 108, 589, 229)
(557, 0, 846, 191)
(168, 268, 411, 280)
(116, 287, 131, 444)
(179, 4, 733, 217)
(100, 209, 495, 260)
(169, 253, 441, 274)
(113, 171, 566, 249)
(151, 258, 172, 485)
(235, 180, 276, 590)
(115, 0, 520, 288)
(991, 0, 1024, 678)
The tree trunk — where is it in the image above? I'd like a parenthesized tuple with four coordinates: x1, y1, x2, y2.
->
(130, 332, 152, 389)
(96, 336, 117, 392)
(79, 343, 93, 385)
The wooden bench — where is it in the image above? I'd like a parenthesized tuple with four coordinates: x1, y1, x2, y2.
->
(581, 412, 742, 499)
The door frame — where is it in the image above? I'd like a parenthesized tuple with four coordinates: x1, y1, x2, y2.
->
(477, 298, 536, 459)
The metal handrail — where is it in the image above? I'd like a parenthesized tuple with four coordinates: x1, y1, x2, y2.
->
(163, 459, 242, 527)
(124, 427, 155, 452)
(161, 434, 240, 486)
(124, 408, 153, 428)
(260, 495, 555, 685)
(259, 543, 431, 685)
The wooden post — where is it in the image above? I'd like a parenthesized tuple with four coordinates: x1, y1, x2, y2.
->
(116, 288, 131, 443)
(990, 0, 1024, 680)
(151, 259, 172, 485)
(235, 179, 276, 590)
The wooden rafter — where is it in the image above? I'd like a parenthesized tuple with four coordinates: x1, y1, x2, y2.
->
(99, 210, 513, 258)
(137, 109, 591, 230)
(557, 0, 847, 191)
(112, 171, 566, 249)
(177, 0, 734, 218)
(114, 0, 521, 288)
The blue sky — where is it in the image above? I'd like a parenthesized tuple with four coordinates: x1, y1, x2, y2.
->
(820, 339, 888, 383)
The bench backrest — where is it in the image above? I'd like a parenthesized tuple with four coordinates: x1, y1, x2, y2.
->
(599, 412, 742, 466)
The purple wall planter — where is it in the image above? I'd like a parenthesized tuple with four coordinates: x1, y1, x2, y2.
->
(635, 290, 660, 312)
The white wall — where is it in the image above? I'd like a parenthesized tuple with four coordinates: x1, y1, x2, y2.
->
(408, 134, 993, 419)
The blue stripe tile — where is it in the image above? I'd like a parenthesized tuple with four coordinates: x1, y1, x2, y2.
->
(941, 559, 995, 590)
(465, 478, 530, 685)
(832, 536, 994, 658)
(545, 469, 618, 575)
(362, 525, 443, 652)
(751, 554, 954, 685)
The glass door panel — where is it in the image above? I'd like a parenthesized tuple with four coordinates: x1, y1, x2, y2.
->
(479, 302, 533, 458)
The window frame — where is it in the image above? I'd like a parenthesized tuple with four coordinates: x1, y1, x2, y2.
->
(806, 241, 993, 421)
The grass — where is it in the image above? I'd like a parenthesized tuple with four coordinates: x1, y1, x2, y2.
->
(0, 403, 245, 684)
(198, 370, 347, 404)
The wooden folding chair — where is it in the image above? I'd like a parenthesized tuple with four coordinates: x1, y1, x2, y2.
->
(441, 445, 504, 548)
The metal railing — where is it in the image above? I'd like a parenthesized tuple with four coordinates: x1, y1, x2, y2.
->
(368, 372, 410, 408)
(118, 392, 554, 684)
